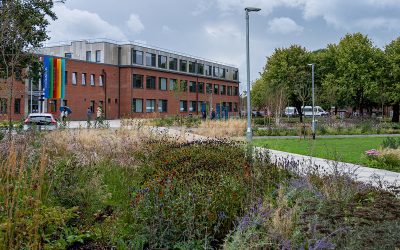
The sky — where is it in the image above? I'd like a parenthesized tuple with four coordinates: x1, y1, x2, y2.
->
(46, 0, 400, 92)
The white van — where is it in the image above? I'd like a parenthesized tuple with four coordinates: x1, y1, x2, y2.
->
(284, 107, 298, 117)
(302, 106, 328, 117)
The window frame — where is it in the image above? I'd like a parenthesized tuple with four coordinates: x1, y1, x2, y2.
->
(159, 77, 167, 91)
(146, 76, 156, 89)
(132, 74, 144, 89)
(132, 98, 143, 113)
(146, 52, 156, 67)
(95, 50, 101, 63)
(132, 50, 143, 65)
(158, 55, 167, 69)
(146, 99, 156, 113)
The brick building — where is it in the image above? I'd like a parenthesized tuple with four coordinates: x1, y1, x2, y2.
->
(28, 40, 239, 120)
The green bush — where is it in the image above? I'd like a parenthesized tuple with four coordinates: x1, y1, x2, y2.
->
(124, 139, 287, 248)
(381, 137, 400, 149)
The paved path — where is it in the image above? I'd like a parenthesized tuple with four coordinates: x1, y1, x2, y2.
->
(65, 120, 399, 190)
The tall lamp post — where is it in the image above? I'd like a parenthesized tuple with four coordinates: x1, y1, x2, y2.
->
(308, 63, 316, 140)
(245, 7, 261, 142)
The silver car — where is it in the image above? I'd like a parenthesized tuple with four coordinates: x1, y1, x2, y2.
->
(24, 113, 58, 131)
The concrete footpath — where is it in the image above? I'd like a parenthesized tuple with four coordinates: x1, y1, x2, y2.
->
(66, 120, 399, 190)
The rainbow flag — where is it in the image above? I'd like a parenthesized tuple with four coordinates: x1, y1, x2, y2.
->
(42, 56, 66, 99)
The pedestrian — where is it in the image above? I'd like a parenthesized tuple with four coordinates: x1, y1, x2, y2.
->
(86, 107, 92, 128)
(202, 110, 207, 120)
(211, 108, 216, 120)
(95, 106, 103, 127)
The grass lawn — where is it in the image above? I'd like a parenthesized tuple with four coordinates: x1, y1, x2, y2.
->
(253, 136, 400, 166)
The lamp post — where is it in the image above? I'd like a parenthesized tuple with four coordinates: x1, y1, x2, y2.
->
(245, 7, 261, 142)
(308, 63, 316, 140)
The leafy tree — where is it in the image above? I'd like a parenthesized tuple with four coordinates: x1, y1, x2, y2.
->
(385, 37, 400, 122)
(259, 45, 311, 122)
(334, 33, 381, 116)
(0, 0, 60, 136)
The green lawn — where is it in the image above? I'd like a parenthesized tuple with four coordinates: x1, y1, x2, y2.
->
(253, 137, 399, 166)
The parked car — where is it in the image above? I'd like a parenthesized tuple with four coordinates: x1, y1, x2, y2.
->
(284, 107, 298, 117)
(23, 113, 57, 131)
(302, 106, 329, 117)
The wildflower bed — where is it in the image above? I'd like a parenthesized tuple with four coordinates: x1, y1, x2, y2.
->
(0, 128, 399, 249)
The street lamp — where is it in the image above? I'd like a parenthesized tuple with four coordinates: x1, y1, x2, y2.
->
(308, 63, 316, 140)
(245, 7, 261, 142)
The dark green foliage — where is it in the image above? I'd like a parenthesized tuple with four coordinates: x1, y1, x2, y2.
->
(382, 137, 400, 149)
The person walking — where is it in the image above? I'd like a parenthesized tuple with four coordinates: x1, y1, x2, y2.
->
(211, 108, 216, 120)
(95, 106, 103, 127)
(86, 107, 92, 128)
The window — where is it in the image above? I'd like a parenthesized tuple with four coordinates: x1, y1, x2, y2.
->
(214, 84, 219, 94)
(132, 50, 143, 65)
(189, 81, 197, 93)
(213, 66, 219, 77)
(0, 98, 7, 114)
(72, 72, 77, 85)
(220, 69, 226, 78)
(146, 99, 155, 113)
(233, 70, 238, 81)
(65, 71, 68, 84)
(220, 85, 226, 95)
(65, 53, 72, 59)
(180, 80, 187, 92)
(90, 100, 95, 112)
(228, 102, 233, 112)
(82, 73, 86, 85)
(189, 61, 195, 73)
(180, 60, 187, 72)
(198, 64, 204, 74)
(159, 77, 167, 91)
(169, 57, 177, 70)
(169, 79, 177, 91)
(132, 99, 143, 113)
(86, 51, 92, 62)
(132, 74, 143, 88)
(198, 101, 205, 113)
(95, 50, 101, 62)
(180, 100, 187, 112)
(99, 75, 104, 87)
(205, 65, 212, 76)
(158, 99, 168, 113)
(206, 83, 212, 93)
(158, 55, 167, 69)
(49, 100, 57, 113)
(227, 86, 232, 96)
(198, 82, 204, 93)
(146, 76, 156, 89)
(189, 101, 197, 112)
(234, 87, 239, 96)
(146, 53, 156, 67)
(90, 74, 95, 86)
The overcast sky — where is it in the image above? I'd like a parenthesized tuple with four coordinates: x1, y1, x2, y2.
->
(46, 0, 400, 91)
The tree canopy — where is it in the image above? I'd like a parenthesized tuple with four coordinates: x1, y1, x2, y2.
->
(251, 33, 400, 122)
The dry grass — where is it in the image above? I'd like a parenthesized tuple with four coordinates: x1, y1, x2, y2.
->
(192, 119, 246, 138)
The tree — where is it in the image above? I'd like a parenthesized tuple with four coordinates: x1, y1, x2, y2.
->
(259, 45, 311, 122)
(385, 37, 400, 122)
(0, 0, 60, 136)
(334, 33, 381, 116)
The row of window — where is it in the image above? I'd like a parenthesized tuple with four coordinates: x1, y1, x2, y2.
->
(132, 74, 239, 95)
(132, 98, 238, 113)
(69, 71, 105, 86)
(0, 98, 21, 114)
(132, 50, 239, 80)
(64, 50, 102, 63)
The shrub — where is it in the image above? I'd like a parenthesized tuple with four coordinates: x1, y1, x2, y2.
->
(381, 137, 400, 149)
(125, 139, 287, 248)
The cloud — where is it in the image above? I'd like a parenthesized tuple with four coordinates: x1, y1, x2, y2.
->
(191, 0, 213, 16)
(126, 14, 145, 34)
(48, 5, 127, 42)
(204, 22, 242, 39)
(162, 25, 173, 33)
(268, 17, 304, 34)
